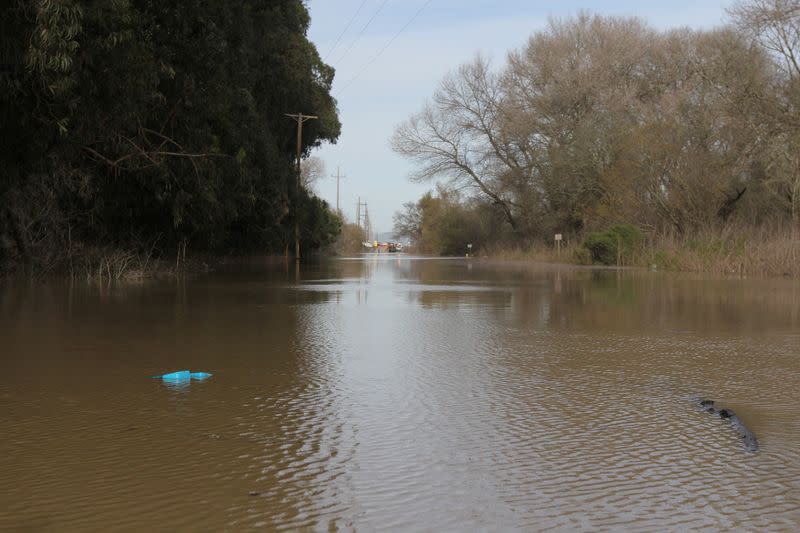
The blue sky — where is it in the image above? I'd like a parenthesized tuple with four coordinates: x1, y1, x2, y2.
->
(305, 0, 732, 234)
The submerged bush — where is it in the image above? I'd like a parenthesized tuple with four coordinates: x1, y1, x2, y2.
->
(583, 224, 644, 265)
(583, 232, 617, 265)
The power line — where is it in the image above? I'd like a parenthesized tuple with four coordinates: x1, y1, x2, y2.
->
(335, 0, 434, 96)
(333, 0, 391, 66)
(323, 0, 368, 62)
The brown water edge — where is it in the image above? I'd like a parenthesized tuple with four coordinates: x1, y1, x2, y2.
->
(0, 251, 302, 285)
(1, 256, 799, 531)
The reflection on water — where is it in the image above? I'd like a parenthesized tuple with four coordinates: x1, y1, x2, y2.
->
(160, 379, 192, 393)
(1, 256, 799, 530)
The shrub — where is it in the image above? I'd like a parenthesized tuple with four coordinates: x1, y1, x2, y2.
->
(583, 232, 617, 265)
(607, 224, 644, 253)
(582, 224, 644, 265)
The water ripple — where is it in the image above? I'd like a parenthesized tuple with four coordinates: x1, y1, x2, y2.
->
(1, 260, 798, 530)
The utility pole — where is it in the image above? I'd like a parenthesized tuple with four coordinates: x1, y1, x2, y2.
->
(364, 203, 371, 242)
(331, 167, 345, 215)
(356, 196, 361, 231)
(285, 113, 318, 261)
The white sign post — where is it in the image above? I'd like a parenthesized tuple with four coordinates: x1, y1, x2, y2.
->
(554, 234, 562, 258)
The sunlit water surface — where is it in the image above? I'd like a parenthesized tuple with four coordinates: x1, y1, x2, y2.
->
(1, 256, 799, 531)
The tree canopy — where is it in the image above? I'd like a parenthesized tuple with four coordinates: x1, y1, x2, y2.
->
(393, 6, 800, 252)
(1, 0, 340, 270)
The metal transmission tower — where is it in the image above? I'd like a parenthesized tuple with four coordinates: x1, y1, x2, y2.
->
(364, 203, 371, 242)
(356, 198, 370, 243)
(285, 113, 317, 261)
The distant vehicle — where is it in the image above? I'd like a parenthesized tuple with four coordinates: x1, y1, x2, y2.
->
(362, 241, 403, 253)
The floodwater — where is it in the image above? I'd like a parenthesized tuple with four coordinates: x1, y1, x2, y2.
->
(1, 256, 799, 531)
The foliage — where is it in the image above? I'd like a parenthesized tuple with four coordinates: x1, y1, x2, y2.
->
(583, 225, 644, 265)
(393, 5, 800, 249)
(572, 246, 593, 265)
(394, 187, 511, 255)
(0, 0, 340, 271)
(300, 196, 341, 252)
(334, 221, 367, 255)
(583, 233, 617, 266)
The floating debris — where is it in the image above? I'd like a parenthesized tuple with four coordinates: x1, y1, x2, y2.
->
(697, 399, 759, 452)
(153, 370, 213, 381)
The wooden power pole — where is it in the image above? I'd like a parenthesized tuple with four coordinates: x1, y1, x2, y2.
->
(332, 166, 345, 215)
(285, 113, 318, 261)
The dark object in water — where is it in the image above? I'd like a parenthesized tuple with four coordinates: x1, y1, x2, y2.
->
(697, 399, 759, 452)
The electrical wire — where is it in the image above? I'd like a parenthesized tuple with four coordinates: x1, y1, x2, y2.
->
(332, 0, 391, 66)
(335, 0, 433, 96)
(323, 0, 368, 62)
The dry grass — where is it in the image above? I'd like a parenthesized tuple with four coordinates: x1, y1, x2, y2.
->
(332, 222, 367, 256)
(483, 241, 583, 263)
(641, 225, 800, 278)
(486, 225, 800, 278)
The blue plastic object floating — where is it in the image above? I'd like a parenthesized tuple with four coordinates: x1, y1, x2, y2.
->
(154, 370, 213, 381)
(161, 370, 191, 381)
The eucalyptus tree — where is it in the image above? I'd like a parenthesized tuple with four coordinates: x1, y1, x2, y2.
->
(1, 0, 341, 269)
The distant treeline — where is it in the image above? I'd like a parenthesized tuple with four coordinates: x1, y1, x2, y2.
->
(393, 2, 800, 259)
(1, 0, 340, 273)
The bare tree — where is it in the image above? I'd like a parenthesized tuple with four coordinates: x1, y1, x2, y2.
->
(731, 0, 800, 81)
(393, 200, 423, 242)
(391, 56, 519, 230)
(393, 10, 795, 240)
(502, 14, 658, 232)
(730, 0, 800, 225)
(300, 155, 326, 193)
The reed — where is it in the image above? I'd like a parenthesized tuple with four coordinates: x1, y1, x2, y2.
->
(641, 225, 800, 278)
(486, 224, 800, 278)
(483, 241, 582, 263)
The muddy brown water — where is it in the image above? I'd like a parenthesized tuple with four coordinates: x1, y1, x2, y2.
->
(1, 256, 799, 531)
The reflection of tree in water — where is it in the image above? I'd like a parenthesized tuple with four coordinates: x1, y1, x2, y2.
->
(407, 287, 512, 311)
(497, 266, 800, 334)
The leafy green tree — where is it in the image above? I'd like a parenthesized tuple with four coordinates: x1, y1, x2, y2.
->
(1, 0, 341, 270)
